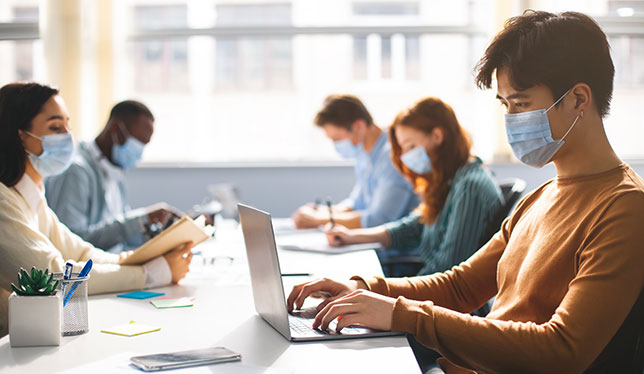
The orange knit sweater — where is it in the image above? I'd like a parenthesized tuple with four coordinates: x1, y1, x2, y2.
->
(359, 164, 644, 373)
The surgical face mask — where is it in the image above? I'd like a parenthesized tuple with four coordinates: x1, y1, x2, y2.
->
(24, 131, 75, 177)
(401, 146, 431, 174)
(112, 124, 145, 169)
(333, 138, 361, 159)
(504, 88, 582, 168)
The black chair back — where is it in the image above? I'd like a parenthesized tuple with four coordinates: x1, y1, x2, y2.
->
(479, 178, 526, 247)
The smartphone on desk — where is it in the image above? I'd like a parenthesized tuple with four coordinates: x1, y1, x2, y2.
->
(130, 347, 241, 371)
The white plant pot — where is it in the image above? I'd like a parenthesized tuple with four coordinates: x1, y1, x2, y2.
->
(8, 292, 61, 347)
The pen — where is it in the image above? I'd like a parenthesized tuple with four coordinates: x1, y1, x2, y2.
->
(281, 273, 312, 277)
(63, 259, 93, 307)
(326, 199, 335, 228)
(61, 262, 73, 294)
(63, 262, 73, 280)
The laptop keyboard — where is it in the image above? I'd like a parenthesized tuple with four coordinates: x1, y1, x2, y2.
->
(289, 315, 328, 336)
(288, 308, 366, 336)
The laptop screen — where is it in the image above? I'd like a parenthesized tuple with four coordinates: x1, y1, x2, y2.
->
(238, 204, 291, 339)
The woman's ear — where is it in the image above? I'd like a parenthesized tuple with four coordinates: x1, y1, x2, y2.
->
(431, 127, 444, 147)
(17, 129, 28, 142)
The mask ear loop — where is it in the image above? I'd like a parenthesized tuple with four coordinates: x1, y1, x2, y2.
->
(559, 110, 583, 142)
(21, 130, 43, 157)
(112, 120, 129, 146)
(546, 87, 573, 112)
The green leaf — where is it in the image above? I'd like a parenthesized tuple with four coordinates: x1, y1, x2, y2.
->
(31, 267, 38, 283)
(10, 283, 26, 296)
(24, 284, 35, 295)
(44, 280, 59, 295)
(46, 272, 54, 287)
(37, 275, 47, 289)
(43, 283, 54, 294)
(19, 268, 32, 287)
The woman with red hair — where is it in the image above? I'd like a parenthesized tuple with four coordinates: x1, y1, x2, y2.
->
(325, 97, 502, 276)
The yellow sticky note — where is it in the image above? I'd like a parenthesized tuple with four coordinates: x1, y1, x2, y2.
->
(101, 320, 161, 337)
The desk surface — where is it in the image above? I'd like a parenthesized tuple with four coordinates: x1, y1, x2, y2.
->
(0, 221, 419, 373)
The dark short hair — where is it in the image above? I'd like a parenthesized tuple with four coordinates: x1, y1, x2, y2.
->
(313, 94, 373, 130)
(0, 82, 59, 187)
(109, 100, 154, 127)
(475, 10, 615, 117)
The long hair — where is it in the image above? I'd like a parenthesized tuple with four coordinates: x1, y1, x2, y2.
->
(389, 97, 471, 224)
(0, 82, 59, 187)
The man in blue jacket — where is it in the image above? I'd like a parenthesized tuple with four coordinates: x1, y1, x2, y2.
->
(46, 100, 179, 252)
(292, 94, 417, 229)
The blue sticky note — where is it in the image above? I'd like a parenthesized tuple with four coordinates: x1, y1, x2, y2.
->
(117, 291, 165, 300)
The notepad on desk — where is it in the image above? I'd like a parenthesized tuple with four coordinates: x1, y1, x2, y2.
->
(119, 215, 214, 266)
(101, 321, 161, 337)
(276, 232, 381, 254)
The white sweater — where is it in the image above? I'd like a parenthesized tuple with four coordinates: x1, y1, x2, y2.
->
(0, 175, 146, 337)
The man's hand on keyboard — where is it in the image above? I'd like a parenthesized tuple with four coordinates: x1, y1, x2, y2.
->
(287, 277, 367, 313)
(312, 289, 396, 333)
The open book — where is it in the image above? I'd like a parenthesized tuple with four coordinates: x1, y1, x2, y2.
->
(119, 215, 215, 265)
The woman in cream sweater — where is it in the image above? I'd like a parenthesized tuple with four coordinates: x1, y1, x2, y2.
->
(0, 82, 193, 337)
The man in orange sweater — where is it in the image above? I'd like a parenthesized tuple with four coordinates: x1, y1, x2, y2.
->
(287, 10, 644, 374)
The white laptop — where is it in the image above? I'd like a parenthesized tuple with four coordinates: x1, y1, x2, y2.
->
(238, 203, 401, 342)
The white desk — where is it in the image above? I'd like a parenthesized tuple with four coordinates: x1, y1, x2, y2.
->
(0, 222, 419, 373)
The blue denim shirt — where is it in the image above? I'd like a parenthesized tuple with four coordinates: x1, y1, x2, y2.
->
(45, 141, 146, 252)
(342, 132, 418, 227)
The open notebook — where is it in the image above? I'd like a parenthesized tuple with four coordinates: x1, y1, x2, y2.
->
(276, 231, 381, 254)
(119, 215, 214, 265)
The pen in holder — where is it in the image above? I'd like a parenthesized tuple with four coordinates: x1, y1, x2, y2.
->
(57, 273, 90, 336)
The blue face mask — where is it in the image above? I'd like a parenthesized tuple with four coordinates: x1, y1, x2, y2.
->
(112, 124, 145, 169)
(24, 131, 75, 177)
(333, 138, 361, 159)
(505, 88, 582, 168)
(401, 146, 432, 174)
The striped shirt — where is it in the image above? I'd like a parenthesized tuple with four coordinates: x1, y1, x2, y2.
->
(384, 158, 503, 275)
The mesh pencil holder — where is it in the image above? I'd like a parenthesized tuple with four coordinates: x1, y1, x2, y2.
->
(56, 273, 90, 336)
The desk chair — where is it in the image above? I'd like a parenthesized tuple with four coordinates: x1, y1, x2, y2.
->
(380, 178, 527, 278)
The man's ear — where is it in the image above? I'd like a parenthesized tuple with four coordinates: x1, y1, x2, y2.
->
(351, 119, 367, 133)
(108, 118, 125, 144)
(571, 83, 592, 113)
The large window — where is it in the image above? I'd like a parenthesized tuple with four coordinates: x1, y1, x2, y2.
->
(0, 1, 41, 85)
(1, 0, 643, 163)
(120, 0, 495, 163)
(215, 3, 293, 90)
(132, 5, 189, 92)
(352, 2, 421, 81)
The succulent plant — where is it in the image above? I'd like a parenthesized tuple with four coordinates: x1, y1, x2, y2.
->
(10, 267, 59, 296)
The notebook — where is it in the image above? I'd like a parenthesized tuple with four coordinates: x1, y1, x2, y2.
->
(276, 231, 381, 254)
(119, 215, 214, 265)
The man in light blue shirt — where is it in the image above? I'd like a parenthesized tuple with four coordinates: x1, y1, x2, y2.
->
(292, 94, 417, 229)
(45, 101, 179, 252)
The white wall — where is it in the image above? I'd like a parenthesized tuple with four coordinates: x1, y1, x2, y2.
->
(126, 162, 644, 218)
